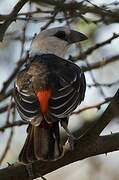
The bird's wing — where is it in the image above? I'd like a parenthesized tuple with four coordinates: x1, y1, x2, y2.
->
(39, 54, 86, 120)
(14, 83, 41, 125)
(14, 54, 86, 124)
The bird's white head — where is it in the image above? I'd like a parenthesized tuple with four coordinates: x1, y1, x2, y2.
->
(31, 26, 87, 58)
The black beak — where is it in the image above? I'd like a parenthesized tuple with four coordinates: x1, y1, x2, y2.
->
(68, 30, 88, 43)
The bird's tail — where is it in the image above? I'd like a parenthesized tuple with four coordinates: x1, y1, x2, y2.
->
(19, 121, 63, 164)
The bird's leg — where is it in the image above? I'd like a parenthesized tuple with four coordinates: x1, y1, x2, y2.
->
(60, 121, 77, 151)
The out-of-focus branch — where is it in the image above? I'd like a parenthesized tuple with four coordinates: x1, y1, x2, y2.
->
(1, 1, 119, 41)
(0, 9, 52, 21)
(72, 97, 112, 115)
(0, 104, 13, 114)
(0, 120, 27, 132)
(0, 127, 14, 164)
(55, 2, 119, 23)
(30, 0, 119, 24)
(82, 54, 119, 72)
(71, 33, 119, 61)
(82, 88, 119, 138)
(0, 0, 28, 41)
(0, 106, 16, 164)
(0, 57, 27, 96)
(30, 0, 57, 6)
(87, 79, 119, 88)
(41, 9, 59, 31)
(0, 89, 13, 103)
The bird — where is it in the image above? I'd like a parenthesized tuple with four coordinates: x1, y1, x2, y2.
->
(14, 26, 87, 164)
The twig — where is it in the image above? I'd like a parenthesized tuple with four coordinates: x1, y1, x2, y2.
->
(1, 0, 119, 41)
(0, 127, 14, 164)
(82, 88, 119, 138)
(71, 33, 119, 61)
(0, 106, 15, 164)
(80, 33, 119, 60)
(72, 97, 112, 115)
(85, 58, 106, 98)
(87, 79, 119, 87)
(0, 57, 27, 96)
(0, 89, 13, 103)
(6, 97, 13, 124)
(0, 0, 28, 41)
(41, 9, 59, 31)
(0, 103, 14, 114)
(0, 120, 27, 132)
(82, 54, 119, 72)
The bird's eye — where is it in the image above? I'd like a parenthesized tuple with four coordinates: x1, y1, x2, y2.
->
(54, 31, 68, 41)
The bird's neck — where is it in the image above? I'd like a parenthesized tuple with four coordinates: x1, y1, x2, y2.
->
(30, 49, 67, 58)
(31, 39, 69, 58)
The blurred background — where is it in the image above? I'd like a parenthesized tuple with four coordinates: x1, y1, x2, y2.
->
(0, 0, 119, 179)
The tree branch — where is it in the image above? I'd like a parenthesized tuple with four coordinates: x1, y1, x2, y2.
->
(77, 88, 119, 140)
(0, 132, 119, 180)
(0, 57, 27, 96)
(0, 0, 28, 41)
(76, 33, 119, 60)
(88, 88, 119, 137)
(0, 120, 27, 132)
(82, 54, 119, 72)
(72, 97, 112, 115)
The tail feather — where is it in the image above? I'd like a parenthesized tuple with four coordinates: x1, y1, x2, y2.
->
(19, 122, 63, 164)
(19, 125, 37, 163)
(34, 126, 50, 160)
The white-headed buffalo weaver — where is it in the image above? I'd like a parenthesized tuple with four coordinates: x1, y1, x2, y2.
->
(14, 27, 87, 164)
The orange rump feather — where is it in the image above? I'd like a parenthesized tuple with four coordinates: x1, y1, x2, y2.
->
(36, 88, 52, 114)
